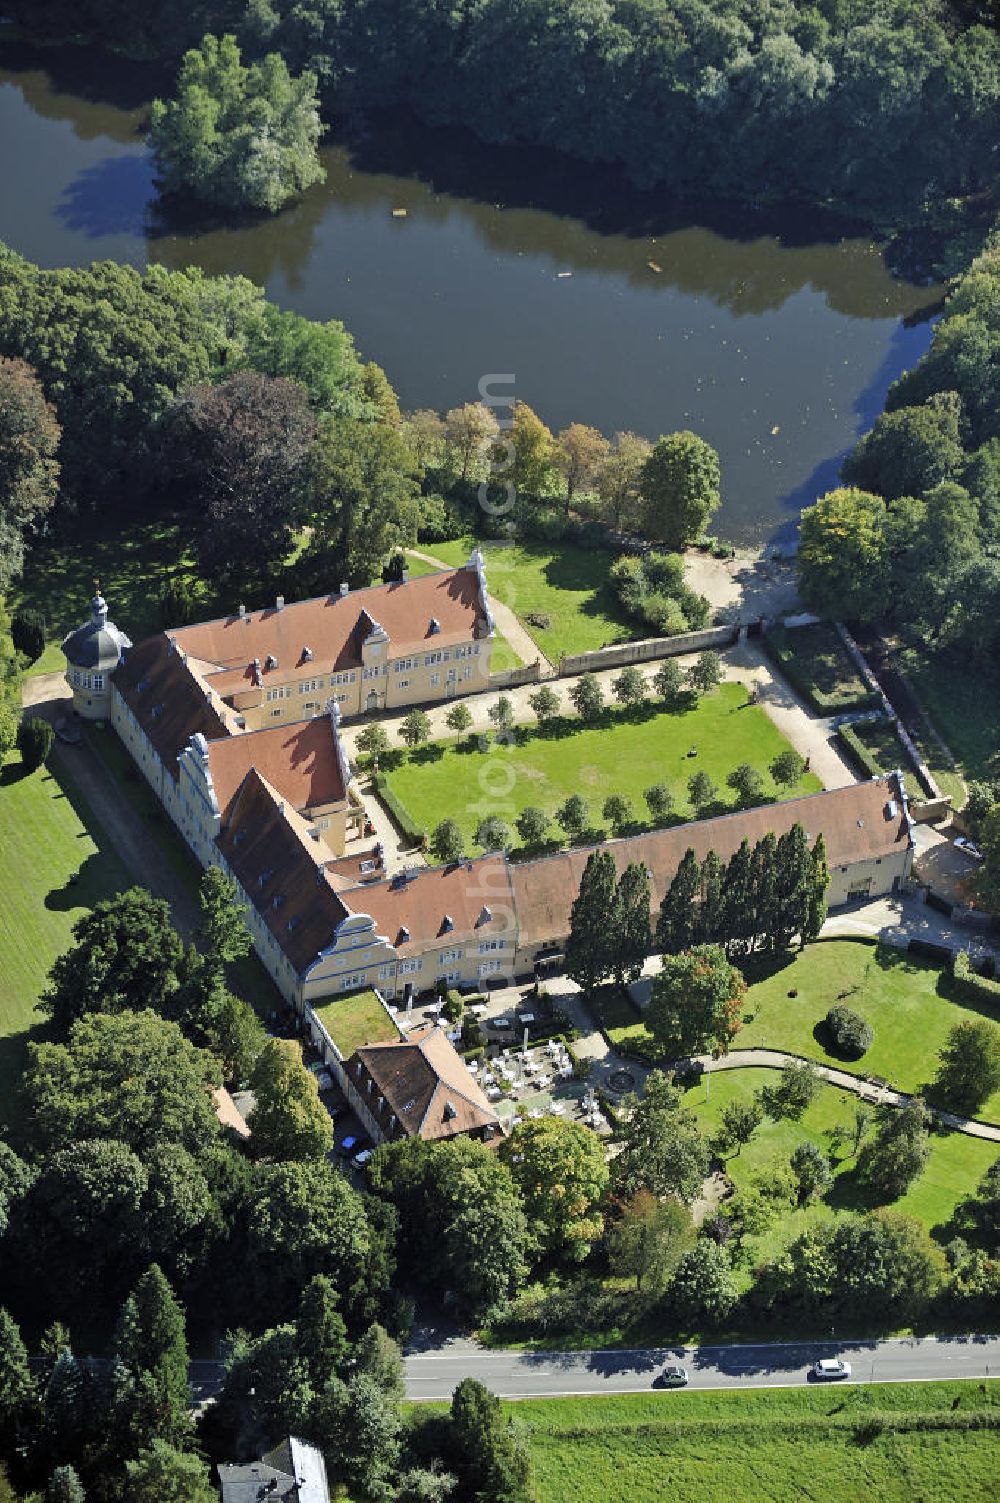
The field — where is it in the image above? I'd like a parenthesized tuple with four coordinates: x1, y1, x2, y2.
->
(762, 621, 876, 714)
(312, 989, 399, 1058)
(681, 1067, 997, 1253)
(383, 683, 822, 850)
(509, 1383, 1000, 1503)
(0, 750, 130, 1119)
(420, 537, 637, 662)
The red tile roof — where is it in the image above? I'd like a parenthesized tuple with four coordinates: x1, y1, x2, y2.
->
(113, 635, 232, 778)
(341, 856, 516, 955)
(351, 1024, 500, 1141)
(206, 716, 348, 818)
(167, 569, 486, 688)
(215, 769, 350, 973)
(511, 775, 910, 950)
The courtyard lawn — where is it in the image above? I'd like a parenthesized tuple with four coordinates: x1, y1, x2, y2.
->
(423, 536, 637, 662)
(507, 1383, 1000, 1503)
(735, 938, 1000, 1124)
(680, 1066, 997, 1255)
(383, 683, 821, 851)
(313, 989, 400, 1058)
(0, 751, 130, 1119)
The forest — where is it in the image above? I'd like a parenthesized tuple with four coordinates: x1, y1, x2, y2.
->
(4, 0, 999, 225)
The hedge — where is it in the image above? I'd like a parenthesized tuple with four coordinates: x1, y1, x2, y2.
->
(372, 773, 426, 844)
(953, 950, 1000, 1010)
(836, 722, 887, 780)
(761, 628, 881, 716)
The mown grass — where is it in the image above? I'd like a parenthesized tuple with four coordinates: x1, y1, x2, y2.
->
(0, 749, 130, 1121)
(765, 621, 873, 710)
(610, 939, 1000, 1126)
(313, 989, 399, 1058)
(423, 537, 637, 662)
(680, 1066, 997, 1257)
(383, 683, 821, 852)
(510, 1383, 1000, 1503)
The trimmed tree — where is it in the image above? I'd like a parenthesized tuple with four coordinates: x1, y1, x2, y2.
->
(515, 806, 550, 849)
(398, 709, 432, 748)
(430, 818, 464, 864)
(644, 782, 673, 825)
(565, 849, 617, 995)
(474, 816, 512, 852)
(653, 657, 687, 709)
(932, 1021, 1000, 1115)
(688, 651, 722, 694)
(612, 665, 647, 708)
(17, 714, 54, 771)
(687, 769, 717, 814)
(445, 702, 473, 741)
(556, 793, 589, 842)
(528, 685, 561, 726)
(771, 748, 805, 788)
(356, 722, 391, 764)
(602, 792, 634, 835)
(569, 672, 604, 720)
(727, 762, 764, 807)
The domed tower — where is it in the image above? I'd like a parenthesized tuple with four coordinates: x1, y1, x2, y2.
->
(61, 586, 132, 721)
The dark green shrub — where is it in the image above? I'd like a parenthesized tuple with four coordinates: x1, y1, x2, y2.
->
(11, 608, 46, 663)
(17, 714, 54, 771)
(826, 1004, 874, 1059)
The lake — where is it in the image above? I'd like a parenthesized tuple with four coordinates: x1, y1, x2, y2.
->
(0, 42, 940, 544)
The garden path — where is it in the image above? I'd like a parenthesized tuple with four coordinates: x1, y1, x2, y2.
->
(407, 546, 555, 673)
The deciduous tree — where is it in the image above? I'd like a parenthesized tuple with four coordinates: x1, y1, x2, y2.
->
(612, 1072, 709, 1204)
(500, 1117, 609, 1264)
(647, 945, 745, 1058)
(932, 1021, 1000, 1116)
(248, 1038, 333, 1161)
(639, 431, 720, 549)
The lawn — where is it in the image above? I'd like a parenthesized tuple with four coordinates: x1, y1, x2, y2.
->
(383, 683, 822, 850)
(680, 1066, 997, 1254)
(312, 989, 400, 1058)
(901, 644, 999, 792)
(0, 750, 130, 1120)
(10, 519, 218, 678)
(763, 621, 877, 714)
(735, 938, 1000, 1124)
(420, 536, 638, 663)
(508, 1383, 1000, 1503)
(843, 716, 915, 776)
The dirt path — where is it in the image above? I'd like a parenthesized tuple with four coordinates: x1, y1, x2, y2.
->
(407, 547, 555, 674)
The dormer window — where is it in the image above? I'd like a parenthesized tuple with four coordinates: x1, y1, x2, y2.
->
(442, 915, 454, 932)
(302, 646, 313, 662)
(265, 653, 278, 671)
(271, 893, 285, 910)
(444, 1100, 457, 1120)
(258, 868, 273, 887)
(429, 617, 441, 635)
(398, 925, 410, 944)
(477, 905, 492, 925)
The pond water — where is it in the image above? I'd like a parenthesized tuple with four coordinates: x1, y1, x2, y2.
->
(0, 42, 940, 544)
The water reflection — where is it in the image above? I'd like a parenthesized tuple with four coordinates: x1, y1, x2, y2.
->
(0, 41, 940, 541)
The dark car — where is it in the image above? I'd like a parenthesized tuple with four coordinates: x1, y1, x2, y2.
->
(653, 1365, 689, 1388)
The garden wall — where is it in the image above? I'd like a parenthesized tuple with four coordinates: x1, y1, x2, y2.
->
(490, 662, 542, 689)
(558, 623, 738, 678)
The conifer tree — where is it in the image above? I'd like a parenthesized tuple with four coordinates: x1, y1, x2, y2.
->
(804, 833, 831, 944)
(611, 862, 652, 988)
(721, 839, 755, 956)
(656, 849, 700, 954)
(773, 824, 811, 948)
(750, 833, 778, 951)
(115, 1265, 191, 1449)
(565, 850, 617, 994)
(696, 850, 723, 943)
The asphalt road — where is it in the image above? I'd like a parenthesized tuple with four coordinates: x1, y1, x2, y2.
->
(403, 1334, 1000, 1401)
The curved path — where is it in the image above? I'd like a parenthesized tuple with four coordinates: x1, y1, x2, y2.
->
(690, 1047, 1000, 1143)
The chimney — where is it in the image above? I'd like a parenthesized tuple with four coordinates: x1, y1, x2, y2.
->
(238, 603, 246, 618)
(339, 581, 349, 597)
(276, 594, 285, 611)
(401, 566, 409, 584)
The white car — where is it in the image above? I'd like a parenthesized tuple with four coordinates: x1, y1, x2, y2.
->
(954, 836, 984, 862)
(812, 1358, 852, 1381)
(352, 1148, 375, 1171)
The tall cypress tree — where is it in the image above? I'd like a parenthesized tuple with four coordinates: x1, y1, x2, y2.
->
(750, 833, 778, 951)
(721, 839, 755, 957)
(115, 1264, 191, 1450)
(612, 862, 652, 988)
(0, 1308, 33, 1453)
(697, 850, 724, 944)
(804, 833, 831, 944)
(565, 850, 618, 994)
(656, 849, 700, 954)
(773, 824, 811, 949)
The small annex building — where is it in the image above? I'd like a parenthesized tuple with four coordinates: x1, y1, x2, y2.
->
(218, 1436, 329, 1503)
(344, 1023, 501, 1145)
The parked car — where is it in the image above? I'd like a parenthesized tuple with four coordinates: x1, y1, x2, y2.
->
(811, 1358, 852, 1381)
(653, 1365, 689, 1388)
(954, 836, 984, 862)
(339, 1134, 369, 1158)
(352, 1147, 375, 1171)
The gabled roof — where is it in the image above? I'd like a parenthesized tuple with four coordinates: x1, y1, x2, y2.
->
(215, 769, 349, 973)
(352, 1024, 500, 1141)
(206, 715, 348, 818)
(510, 774, 911, 949)
(219, 1436, 329, 1503)
(341, 855, 516, 956)
(165, 568, 487, 688)
(112, 634, 233, 778)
